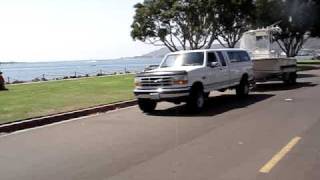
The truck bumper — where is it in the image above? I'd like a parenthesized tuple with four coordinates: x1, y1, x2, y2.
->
(134, 87, 190, 101)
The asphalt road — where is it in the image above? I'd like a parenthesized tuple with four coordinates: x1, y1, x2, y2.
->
(1, 69, 320, 180)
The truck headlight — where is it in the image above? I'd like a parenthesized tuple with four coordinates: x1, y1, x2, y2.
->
(134, 78, 141, 87)
(173, 75, 188, 85)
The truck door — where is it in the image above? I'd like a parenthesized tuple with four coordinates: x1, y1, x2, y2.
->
(226, 51, 242, 86)
(206, 52, 229, 90)
(216, 51, 230, 87)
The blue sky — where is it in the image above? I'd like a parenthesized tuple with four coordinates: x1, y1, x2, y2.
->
(0, 0, 160, 62)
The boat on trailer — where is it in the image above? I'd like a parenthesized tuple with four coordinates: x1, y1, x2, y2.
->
(240, 26, 297, 84)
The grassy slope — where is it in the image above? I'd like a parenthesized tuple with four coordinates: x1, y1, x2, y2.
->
(0, 75, 134, 124)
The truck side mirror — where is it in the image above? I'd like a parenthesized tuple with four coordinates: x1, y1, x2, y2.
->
(210, 62, 219, 68)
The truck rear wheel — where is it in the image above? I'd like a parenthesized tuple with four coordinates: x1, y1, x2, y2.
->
(236, 78, 249, 97)
(283, 72, 297, 85)
(187, 87, 205, 112)
(138, 99, 157, 113)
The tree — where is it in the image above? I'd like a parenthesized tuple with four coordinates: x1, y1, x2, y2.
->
(255, 0, 318, 57)
(214, 0, 255, 48)
(131, 0, 255, 50)
(310, 0, 320, 37)
(131, 0, 218, 52)
(255, 0, 282, 27)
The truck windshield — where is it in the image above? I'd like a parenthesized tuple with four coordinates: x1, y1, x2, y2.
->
(160, 52, 204, 68)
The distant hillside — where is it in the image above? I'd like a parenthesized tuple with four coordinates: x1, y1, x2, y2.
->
(142, 43, 228, 58)
(142, 38, 320, 58)
(0, 62, 19, 64)
(142, 48, 171, 58)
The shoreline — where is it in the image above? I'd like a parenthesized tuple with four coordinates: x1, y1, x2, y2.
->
(0, 57, 161, 84)
(6, 72, 136, 86)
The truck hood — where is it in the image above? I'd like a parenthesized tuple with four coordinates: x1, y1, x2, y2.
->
(136, 66, 202, 77)
(150, 66, 201, 73)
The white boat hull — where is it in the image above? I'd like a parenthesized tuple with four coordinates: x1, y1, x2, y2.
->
(253, 58, 297, 80)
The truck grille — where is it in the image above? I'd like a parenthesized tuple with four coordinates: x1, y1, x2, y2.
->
(140, 77, 173, 87)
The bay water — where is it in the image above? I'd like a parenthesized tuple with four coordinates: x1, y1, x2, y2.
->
(0, 58, 162, 82)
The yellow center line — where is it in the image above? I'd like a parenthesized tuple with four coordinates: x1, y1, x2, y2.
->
(259, 136, 302, 174)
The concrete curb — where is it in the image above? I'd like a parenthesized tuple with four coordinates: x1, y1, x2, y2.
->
(0, 100, 137, 134)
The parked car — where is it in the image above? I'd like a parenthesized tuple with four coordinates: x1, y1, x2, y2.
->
(134, 49, 254, 113)
(312, 50, 320, 60)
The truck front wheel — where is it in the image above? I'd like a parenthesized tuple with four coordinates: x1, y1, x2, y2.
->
(236, 78, 249, 97)
(187, 88, 205, 112)
(138, 99, 157, 113)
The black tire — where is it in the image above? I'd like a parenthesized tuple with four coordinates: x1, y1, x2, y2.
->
(138, 99, 157, 113)
(283, 72, 297, 85)
(187, 87, 205, 112)
(236, 78, 250, 97)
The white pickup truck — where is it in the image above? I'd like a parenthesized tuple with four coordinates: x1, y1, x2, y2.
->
(134, 49, 254, 113)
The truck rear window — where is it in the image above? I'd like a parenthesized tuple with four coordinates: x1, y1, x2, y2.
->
(227, 51, 251, 63)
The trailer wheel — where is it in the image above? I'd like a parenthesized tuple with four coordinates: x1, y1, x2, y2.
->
(283, 72, 297, 85)
(138, 99, 157, 113)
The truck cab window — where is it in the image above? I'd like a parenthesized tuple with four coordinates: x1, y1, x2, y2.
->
(217, 52, 227, 66)
(207, 52, 218, 66)
(239, 51, 251, 62)
(227, 52, 241, 62)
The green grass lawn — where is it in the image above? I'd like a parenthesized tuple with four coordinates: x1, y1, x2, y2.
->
(297, 60, 320, 71)
(297, 59, 320, 65)
(298, 64, 320, 71)
(0, 75, 135, 124)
